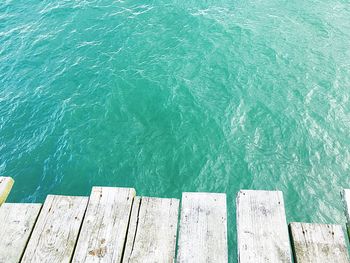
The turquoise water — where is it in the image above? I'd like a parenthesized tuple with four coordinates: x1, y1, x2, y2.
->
(1, 0, 350, 260)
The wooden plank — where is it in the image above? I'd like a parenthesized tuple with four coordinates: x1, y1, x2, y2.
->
(122, 196, 141, 261)
(290, 222, 349, 263)
(21, 195, 88, 263)
(122, 197, 179, 263)
(342, 189, 350, 237)
(0, 203, 42, 263)
(236, 190, 292, 263)
(177, 192, 228, 263)
(72, 187, 135, 263)
(0, 177, 14, 205)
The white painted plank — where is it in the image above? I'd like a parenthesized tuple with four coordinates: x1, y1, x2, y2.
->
(236, 190, 292, 263)
(21, 195, 88, 263)
(0, 177, 14, 205)
(342, 189, 350, 237)
(122, 197, 179, 263)
(290, 222, 349, 263)
(72, 187, 135, 263)
(0, 203, 42, 263)
(177, 192, 228, 263)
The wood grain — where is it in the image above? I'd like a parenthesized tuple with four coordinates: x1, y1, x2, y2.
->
(236, 190, 292, 263)
(122, 197, 179, 263)
(0, 203, 42, 263)
(290, 222, 349, 263)
(72, 187, 135, 263)
(21, 195, 88, 263)
(177, 192, 228, 263)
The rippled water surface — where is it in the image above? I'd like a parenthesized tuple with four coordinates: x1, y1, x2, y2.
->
(1, 0, 350, 260)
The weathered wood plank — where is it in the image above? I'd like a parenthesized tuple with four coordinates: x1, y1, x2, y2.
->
(236, 190, 292, 263)
(0, 177, 14, 205)
(122, 196, 141, 261)
(122, 197, 179, 263)
(72, 187, 135, 263)
(0, 203, 42, 263)
(177, 192, 228, 263)
(21, 195, 88, 263)
(290, 222, 349, 263)
(342, 189, 350, 237)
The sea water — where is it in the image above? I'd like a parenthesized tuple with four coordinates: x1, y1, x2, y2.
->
(1, 0, 350, 261)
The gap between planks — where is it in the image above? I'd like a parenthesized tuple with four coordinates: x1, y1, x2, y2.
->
(21, 195, 88, 263)
(122, 196, 179, 263)
(72, 187, 135, 263)
(0, 203, 42, 263)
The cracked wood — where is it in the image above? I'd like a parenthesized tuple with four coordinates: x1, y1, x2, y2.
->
(72, 187, 135, 263)
(122, 197, 179, 263)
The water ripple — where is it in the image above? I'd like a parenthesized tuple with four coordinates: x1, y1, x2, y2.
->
(1, 0, 350, 261)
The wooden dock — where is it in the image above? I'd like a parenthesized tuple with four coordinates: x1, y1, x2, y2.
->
(0, 177, 349, 263)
